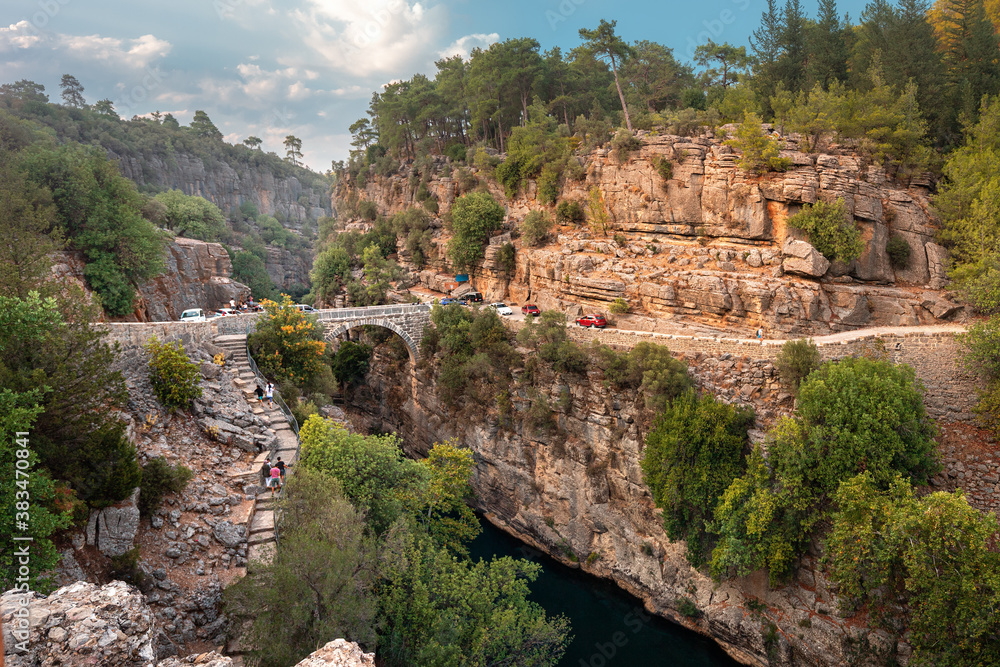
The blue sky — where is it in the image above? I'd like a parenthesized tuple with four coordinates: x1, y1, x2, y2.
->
(1, 0, 870, 170)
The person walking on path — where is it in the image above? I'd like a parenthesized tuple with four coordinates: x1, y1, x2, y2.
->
(265, 383, 274, 407)
(259, 459, 271, 489)
(268, 463, 282, 496)
(756, 327, 764, 345)
(255, 383, 264, 404)
(275, 456, 290, 484)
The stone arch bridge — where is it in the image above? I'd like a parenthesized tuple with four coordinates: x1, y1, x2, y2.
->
(316, 304, 432, 360)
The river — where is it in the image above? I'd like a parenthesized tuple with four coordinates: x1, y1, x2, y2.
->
(469, 519, 741, 667)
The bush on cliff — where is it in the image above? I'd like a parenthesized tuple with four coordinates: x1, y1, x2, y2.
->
(642, 391, 754, 566)
(711, 358, 939, 584)
(775, 338, 821, 395)
(785, 198, 864, 262)
(596, 341, 692, 412)
(447, 191, 505, 272)
(138, 457, 192, 517)
(826, 473, 1000, 666)
(153, 189, 228, 242)
(145, 336, 203, 411)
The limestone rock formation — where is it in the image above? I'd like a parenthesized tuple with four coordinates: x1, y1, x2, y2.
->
(2, 581, 158, 666)
(781, 239, 830, 277)
(346, 131, 963, 334)
(294, 639, 376, 667)
(86, 487, 141, 557)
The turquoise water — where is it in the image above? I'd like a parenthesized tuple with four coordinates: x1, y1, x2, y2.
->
(469, 520, 741, 667)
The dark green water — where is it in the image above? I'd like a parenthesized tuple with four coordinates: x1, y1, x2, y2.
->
(469, 519, 740, 667)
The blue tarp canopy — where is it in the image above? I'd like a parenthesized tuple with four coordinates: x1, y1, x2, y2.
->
(455, 274, 469, 282)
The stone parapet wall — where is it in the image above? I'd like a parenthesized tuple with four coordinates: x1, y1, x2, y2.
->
(508, 319, 977, 422)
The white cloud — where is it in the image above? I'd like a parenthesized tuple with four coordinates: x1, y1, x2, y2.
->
(0, 21, 42, 51)
(60, 33, 171, 68)
(279, 0, 449, 76)
(438, 32, 498, 60)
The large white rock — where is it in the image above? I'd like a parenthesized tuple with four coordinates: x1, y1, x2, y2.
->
(294, 639, 375, 667)
(782, 239, 831, 278)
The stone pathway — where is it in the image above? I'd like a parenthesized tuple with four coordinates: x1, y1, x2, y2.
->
(214, 334, 300, 564)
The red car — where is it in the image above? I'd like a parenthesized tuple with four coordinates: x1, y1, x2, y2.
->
(576, 314, 607, 328)
(521, 304, 541, 316)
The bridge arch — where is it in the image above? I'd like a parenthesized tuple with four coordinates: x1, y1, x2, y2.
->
(325, 320, 419, 362)
(315, 304, 431, 362)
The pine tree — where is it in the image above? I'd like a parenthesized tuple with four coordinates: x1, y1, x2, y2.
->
(579, 20, 635, 131)
(808, 0, 849, 88)
(751, 0, 787, 112)
(59, 74, 85, 108)
(941, 0, 1000, 120)
(776, 0, 808, 92)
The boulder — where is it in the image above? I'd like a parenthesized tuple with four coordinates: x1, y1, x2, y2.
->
(2, 581, 157, 666)
(212, 520, 246, 548)
(782, 239, 830, 278)
(200, 417, 258, 452)
(158, 653, 233, 667)
(293, 639, 375, 667)
(86, 488, 141, 557)
(200, 362, 222, 380)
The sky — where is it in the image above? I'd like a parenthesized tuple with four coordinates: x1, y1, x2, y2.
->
(1, 0, 870, 171)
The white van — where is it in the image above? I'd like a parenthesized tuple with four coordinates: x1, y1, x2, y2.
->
(179, 308, 206, 323)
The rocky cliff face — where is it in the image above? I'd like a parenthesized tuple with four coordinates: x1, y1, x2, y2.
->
(52, 237, 250, 321)
(348, 132, 962, 335)
(344, 349, 923, 667)
(1, 581, 373, 666)
(111, 150, 331, 229)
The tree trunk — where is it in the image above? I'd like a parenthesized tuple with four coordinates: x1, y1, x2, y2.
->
(610, 55, 633, 132)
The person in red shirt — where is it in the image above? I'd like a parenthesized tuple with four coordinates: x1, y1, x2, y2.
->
(269, 464, 282, 496)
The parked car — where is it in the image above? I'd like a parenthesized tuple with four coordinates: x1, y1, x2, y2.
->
(576, 314, 607, 328)
(215, 308, 238, 317)
(440, 298, 461, 306)
(490, 302, 513, 316)
(521, 304, 541, 316)
(179, 308, 206, 323)
(295, 304, 318, 313)
(458, 291, 483, 303)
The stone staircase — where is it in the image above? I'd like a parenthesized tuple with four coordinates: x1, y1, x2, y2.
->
(215, 334, 300, 563)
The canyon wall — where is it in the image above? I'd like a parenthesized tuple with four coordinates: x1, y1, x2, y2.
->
(52, 237, 250, 322)
(341, 317, 987, 666)
(349, 131, 964, 335)
(111, 150, 331, 229)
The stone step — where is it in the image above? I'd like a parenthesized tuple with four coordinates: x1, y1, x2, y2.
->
(247, 532, 276, 546)
(247, 542, 276, 563)
(214, 334, 247, 344)
(250, 510, 274, 533)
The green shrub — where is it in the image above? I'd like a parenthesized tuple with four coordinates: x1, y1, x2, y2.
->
(537, 163, 561, 205)
(642, 391, 754, 566)
(445, 143, 467, 162)
(724, 112, 791, 174)
(786, 198, 864, 263)
(109, 547, 146, 589)
(613, 233, 628, 246)
(711, 358, 940, 584)
(521, 210, 553, 247)
(775, 338, 821, 394)
(139, 458, 193, 516)
(677, 597, 701, 619)
(654, 157, 673, 181)
(611, 129, 642, 163)
(599, 342, 692, 413)
(358, 200, 378, 221)
(447, 191, 505, 272)
(497, 242, 516, 278)
(886, 234, 911, 269)
(526, 392, 556, 433)
(456, 167, 478, 192)
(416, 182, 431, 202)
(555, 200, 585, 224)
(422, 197, 439, 214)
(145, 336, 202, 411)
(610, 297, 629, 315)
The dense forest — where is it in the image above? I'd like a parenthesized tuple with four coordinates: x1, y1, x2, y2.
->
(0, 81, 327, 313)
(346, 0, 1000, 176)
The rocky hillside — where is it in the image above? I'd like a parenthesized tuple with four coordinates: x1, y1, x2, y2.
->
(1, 581, 373, 666)
(111, 149, 331, 231)
(52, 237, 250, 322)
(346, 130, 963, 335)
